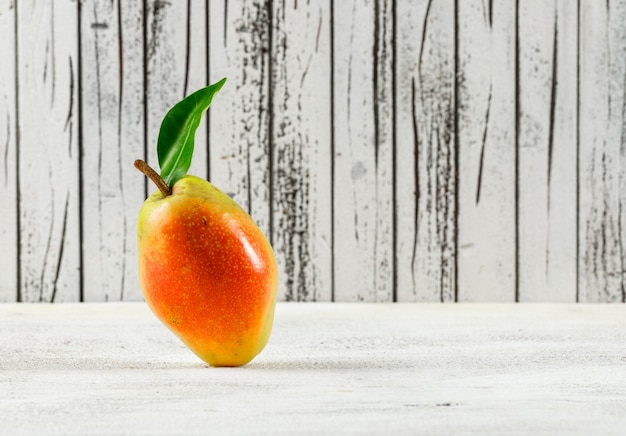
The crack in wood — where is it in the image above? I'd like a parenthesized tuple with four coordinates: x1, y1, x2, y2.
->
(223, 0, 229, 47)
(315, 9, 322, 53)
(50, 193, 69, 303)
(476, 82, 492, 205)
(147, 0, 170, 60)
(373, 0, 381, 170)
(90, 22, 109, 29)
(183, 0, 191, 96)
(418, 0, 433, 81)
(547, 8, 558, 206)
(480, 0, 494, 27)
(3, 112, 9, 187)
(38, 167, 56, 302)
(410, 76, 420, 293)
(619, 199, 625, 302)
(50, 2, 57, 105)
(65, 57, 75, 160)
(117, 0, 127, 301)
(92, 1, 107, 300)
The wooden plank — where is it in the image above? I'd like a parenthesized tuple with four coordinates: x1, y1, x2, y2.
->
(208, 0, 272, 237)
(80, 0, 145, 301)
(145, 0, 208, 180)
(0, 1, 17, 302)
(17, 1, 80, 302)
(395, 0, 456, 302)
(517, 0, 578, 302)
(578, 1, 626, 303)
(333, 0, 394, 302)
(456, 1, 517, 302)
(271, 1, 332, 301)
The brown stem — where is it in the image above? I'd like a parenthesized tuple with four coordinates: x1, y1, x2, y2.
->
(134, 159, 172, 197)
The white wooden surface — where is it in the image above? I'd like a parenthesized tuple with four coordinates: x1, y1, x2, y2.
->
(395, 0, 456, 302)
(1, 303, 625, 435)
(517, 0, 578, 302)
(17, 1, 81, 302)
(456, 1, 517, 302)
(1, 2, 626, 303)
(578, 1, 626, 303)
(146, 0, 208, 178)
(271, 0, 332, 301)
(81, 0, 145, 302)
(208, 0, 272, 238)
(333, 0, 394, 302)
(0, 0, 17, 302)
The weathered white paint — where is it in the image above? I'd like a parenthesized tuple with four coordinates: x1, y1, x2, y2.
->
(17, 1, 80, 302)
(1, 303, 626, 434)
(271, 0, 333, 301)
(0, 1, 16, 302)
(145, 0, 208, 179)
(80, 0, 145, 301)
(396, 0, 456, 302)
(578, 1, 626, 303)
(333, 0, 394, 301)
(517, 0, 578, 302)
(457, 0, 517, 302)
(208, 0, 272, 237)
(1, 2, 625, 303)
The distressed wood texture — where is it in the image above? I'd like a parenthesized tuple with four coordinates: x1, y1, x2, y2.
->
(333, 0, 394, 301)
(0, 1, 16, 302)
(578, 1, 626, 303)
(145, 0, 208, 180)
(208, 0, 272, 238)
(17, 1, 81, 302)
(80, 0, 145, 301)
(271, 1, 332, 301)
(3, 1, 626, 303)
(396, 0, 456, 302)
(517, 0, 578, 302)
(456, 1, 517, 302)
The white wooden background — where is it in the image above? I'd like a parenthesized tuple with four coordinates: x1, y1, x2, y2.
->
(0, 0, 625, 303)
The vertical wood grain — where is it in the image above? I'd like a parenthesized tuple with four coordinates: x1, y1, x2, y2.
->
(333, 0, 394, 301)
(145, 0, 208, 180)
(4, 1, 626, 304)
(456, 1, 516, 301)
(517, 0, 578, 302)
(395, 0, 456, 302)
(17, 1, 80, 302)
(578, 1, 626, 303)
(0, 1, 17, 302)
(271, 1, 332, 301)
(80, 0, 145, 301)
(208, 0, 272, 237)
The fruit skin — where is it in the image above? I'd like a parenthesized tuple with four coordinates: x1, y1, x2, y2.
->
(137, 175, 278, 367)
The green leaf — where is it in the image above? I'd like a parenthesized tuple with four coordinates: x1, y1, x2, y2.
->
(157, 77, 227, 187)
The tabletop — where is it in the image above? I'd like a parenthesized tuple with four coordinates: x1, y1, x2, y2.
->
(1, 303, 625, 435)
